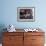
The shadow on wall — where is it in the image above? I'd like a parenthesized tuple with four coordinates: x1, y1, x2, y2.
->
(0, 24, 7, 43)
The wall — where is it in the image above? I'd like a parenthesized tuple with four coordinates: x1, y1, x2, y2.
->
(0, 0, 46, 29)
(0, 0, 46, 43)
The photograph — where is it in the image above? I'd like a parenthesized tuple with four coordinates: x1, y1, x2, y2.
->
(17, 7, 35, 22)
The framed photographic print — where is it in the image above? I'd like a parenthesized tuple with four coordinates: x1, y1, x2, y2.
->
(17, 7, 35, 22)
